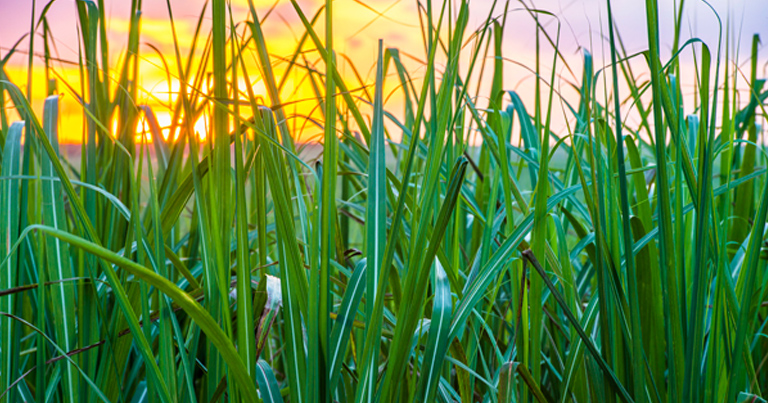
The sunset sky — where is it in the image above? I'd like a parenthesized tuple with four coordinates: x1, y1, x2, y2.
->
(1, 0, 766, 143)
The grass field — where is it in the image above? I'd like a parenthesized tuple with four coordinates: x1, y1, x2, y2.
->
(1, 0, 767, 402)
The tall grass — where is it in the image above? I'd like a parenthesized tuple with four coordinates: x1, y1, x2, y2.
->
(1, 0, 767, 401)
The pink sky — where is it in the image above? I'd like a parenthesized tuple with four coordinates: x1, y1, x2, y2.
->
(2, 0, 764, 62)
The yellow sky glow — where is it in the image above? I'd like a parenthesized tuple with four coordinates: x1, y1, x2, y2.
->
(3, 0, 425, 144)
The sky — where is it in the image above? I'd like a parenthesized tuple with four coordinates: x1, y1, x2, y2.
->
(1, 0, 766, 143)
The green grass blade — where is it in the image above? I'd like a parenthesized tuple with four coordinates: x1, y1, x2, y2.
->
(259, 107, 308, 403)
(643, 0, 684, 399)
(415, 259, 452, 402)
(380, 156, 468, 401)
(606, 1, 646, 400)
(328, 260, 367, 391)
(40, 96, 80, 403)
(0, 121, 23, 403)
(256, 359, 285, 403)
(523, 250, 633, 403)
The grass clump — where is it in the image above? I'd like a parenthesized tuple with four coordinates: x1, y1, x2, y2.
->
(1, 0, 767, 402)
